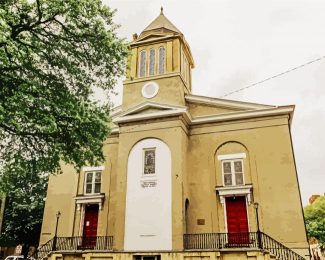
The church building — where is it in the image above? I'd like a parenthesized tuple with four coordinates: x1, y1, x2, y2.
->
(38, 9, 310, 260)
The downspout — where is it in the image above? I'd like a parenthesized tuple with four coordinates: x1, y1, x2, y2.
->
(71, 170, 81, 236)
(105, 158, 113, 236)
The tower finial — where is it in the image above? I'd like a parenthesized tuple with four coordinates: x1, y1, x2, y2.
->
(160, 6, 163, 15)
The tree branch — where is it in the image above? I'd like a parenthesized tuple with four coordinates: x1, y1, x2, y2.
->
(36, 0, 43, 22)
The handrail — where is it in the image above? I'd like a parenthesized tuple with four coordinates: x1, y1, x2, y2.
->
(184, 232, 259, 249)
(260, 232, 305, 260)
(183, 232, 305, 260)
(32, 233, 305, 260)
(31, 238, 53, 260)
(32, 236, 113, 259)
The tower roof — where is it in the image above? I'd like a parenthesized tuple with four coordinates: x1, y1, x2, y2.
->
(140, 7, 181, 35)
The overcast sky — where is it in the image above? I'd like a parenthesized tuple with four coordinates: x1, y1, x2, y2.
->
(104, 0, 325, 205)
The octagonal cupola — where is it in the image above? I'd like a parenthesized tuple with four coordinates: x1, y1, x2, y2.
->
(123, 8, 195, 109)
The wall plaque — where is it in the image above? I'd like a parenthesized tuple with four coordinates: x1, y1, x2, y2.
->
(141, 180, 157, 188)
(197, 219, 205, 225)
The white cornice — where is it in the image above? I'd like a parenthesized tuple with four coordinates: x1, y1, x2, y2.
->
(136, 33, 171, 42)
(218, 153, 246, 161)
(74, 193, 105, 210)
(110, 106, 122, 117)
(191, 106, 294, 125)
(113, 107, 188, 124)
(111, 127, 119, 134)
(82, 166, 104, 172)
(123, 72, 181, 85)
(185, 94, 274, 110)
(131, 35, 178, 47)
(111, 102, 293, 128)
(115, 102, 186, 117)
(216, 185, 253, 204)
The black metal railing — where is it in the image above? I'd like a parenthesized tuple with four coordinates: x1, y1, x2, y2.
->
(261, 232, 305, 260)
(184, 232, 259, 250)
(32, 238, 53, 260)
(32, 236, 113, 259)
(184, 232, 305, 260)
(54, 236, 113, 251)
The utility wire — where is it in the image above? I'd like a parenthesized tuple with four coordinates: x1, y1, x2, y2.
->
(220, 55, 325, 98)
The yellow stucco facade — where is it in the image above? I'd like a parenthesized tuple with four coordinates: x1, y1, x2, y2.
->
(39, 9, 309, 260)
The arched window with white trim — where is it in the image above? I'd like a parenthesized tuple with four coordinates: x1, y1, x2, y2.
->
(124, 138, 172, 250)
(139, 50, 146, 77)
(149, 48, 156, 76)
(158, 46, 165, 74)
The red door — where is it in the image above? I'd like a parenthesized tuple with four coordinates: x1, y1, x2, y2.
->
(225, 196, 249, 245)
(82, 204, 99, 248)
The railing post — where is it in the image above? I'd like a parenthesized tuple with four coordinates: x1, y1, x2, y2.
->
(52, 211, 61, 251)
(52, 236, 57, 252)
(254, 203, 263, 249)
(257, 231, 262, 249)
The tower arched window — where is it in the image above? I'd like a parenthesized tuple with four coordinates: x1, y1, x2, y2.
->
(139, 50, 146, 77)
(149, 48, 156, 76)
(158, 46, 165, 74)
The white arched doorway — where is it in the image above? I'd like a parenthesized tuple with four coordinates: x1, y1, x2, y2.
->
(124, 138, 172, 251)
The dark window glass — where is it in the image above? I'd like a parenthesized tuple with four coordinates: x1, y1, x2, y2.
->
(224, 174, 232, 186)
(139, 50, 146, 77)
(144, 149, 155, 174)
(158, 47, 165, 74)
(94, 183, 101, 193)
(86, 172, 92, 183)
(235, 173, 243, 185)
(223, 162, 231, 173)
(149, 49, 155, 76)
(86, 184, 92, 193)
(95, 172, 101, 182)
(234, 161, 242, 172)
(143, 257, 155, 260)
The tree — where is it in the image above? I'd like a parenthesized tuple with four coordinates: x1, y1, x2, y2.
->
(0, 156, 48, 254)
(304, 196, 325, 244)
(0, 0, 128, 250)
(0, 0, 128, 176)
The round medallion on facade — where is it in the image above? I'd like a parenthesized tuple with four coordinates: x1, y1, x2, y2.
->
(142, 82, 159, 99)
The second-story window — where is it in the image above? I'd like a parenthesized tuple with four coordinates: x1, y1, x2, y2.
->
(158, 46, 165, 74)
(139, 50, 146, 77)
(149, 48, 156, 76)
(222, 160, 244, 186)
(85, 171, 101, 194)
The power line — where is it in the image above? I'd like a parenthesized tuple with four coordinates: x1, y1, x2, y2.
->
(220, 55, 325, 98)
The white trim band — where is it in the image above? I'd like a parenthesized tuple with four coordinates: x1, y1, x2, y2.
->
(216, 185, 253, 204)
(113, 103, 293, 127)
(82, 166, 104, 172)
(218, 153, 246, 161)
(74, 193, 105, 210)
(185, 95, 274, 110)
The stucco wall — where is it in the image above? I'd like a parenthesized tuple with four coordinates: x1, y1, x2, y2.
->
(122, 76, 187, 110)
(186, 115, 308, 256)
(39, 164, 78, 244)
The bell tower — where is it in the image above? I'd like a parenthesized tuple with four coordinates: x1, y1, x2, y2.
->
(122, 8, 195, 110)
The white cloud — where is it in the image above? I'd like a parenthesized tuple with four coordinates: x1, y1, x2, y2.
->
(105, 0, 325, 205)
